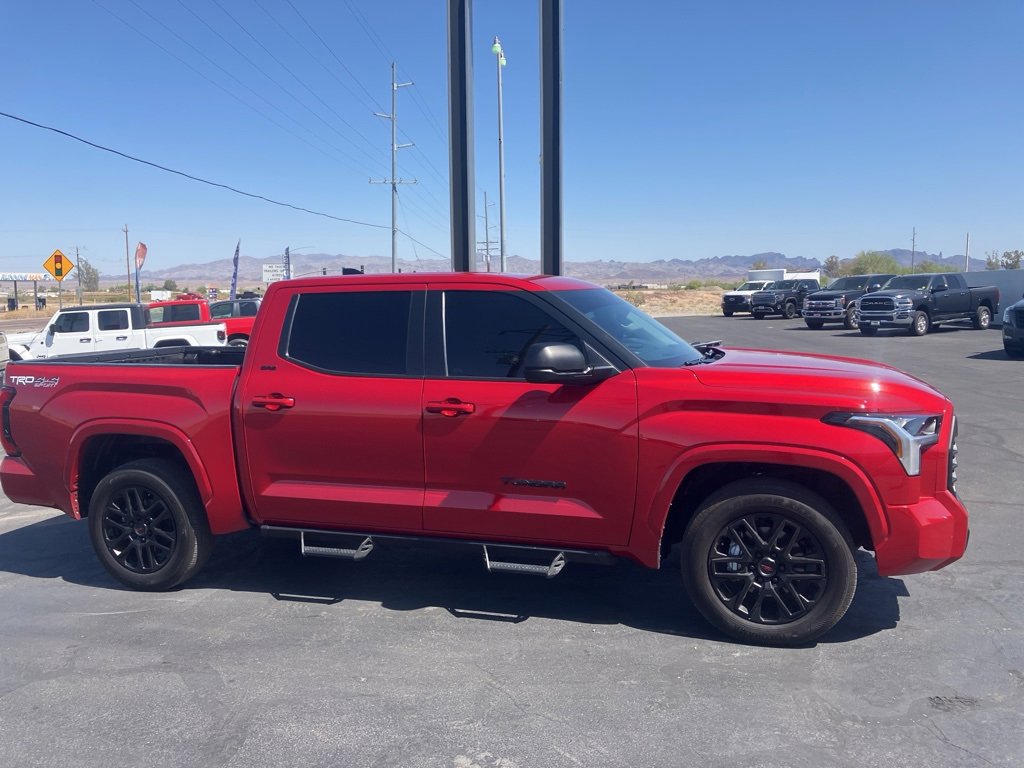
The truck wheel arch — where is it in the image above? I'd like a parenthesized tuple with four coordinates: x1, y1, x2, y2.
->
(643, 448, 885, 569)
(69, 423, 214, 521)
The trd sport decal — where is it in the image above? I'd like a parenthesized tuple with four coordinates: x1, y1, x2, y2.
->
(8, 376, 60, 388)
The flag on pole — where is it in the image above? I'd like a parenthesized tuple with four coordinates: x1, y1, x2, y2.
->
(229, 239, 240, 300)
(135, 242, 147, 269)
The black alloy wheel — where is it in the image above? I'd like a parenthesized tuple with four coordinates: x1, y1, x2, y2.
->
(805, 320, 824, 330)
(88, 459, 213, 591)
(783, 302, 798, 319)
(858, 323, 878, 336)
(681, 479, 856, 646)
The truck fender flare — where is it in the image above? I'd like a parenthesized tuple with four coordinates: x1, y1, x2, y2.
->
(8, 345, 31, 361)
(640, 443, 889, 567)
(66, 419, 214, 510)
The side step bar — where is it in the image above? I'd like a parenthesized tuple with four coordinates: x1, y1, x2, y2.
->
(262, 525, 616, 577)
(300, 532, 374, 560)
(484, 546, 566, 578)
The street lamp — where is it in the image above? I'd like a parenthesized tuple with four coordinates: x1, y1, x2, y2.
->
(492, 36, 508, 272)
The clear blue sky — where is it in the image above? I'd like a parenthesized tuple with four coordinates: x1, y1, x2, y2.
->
(2, 1, 1022, 279)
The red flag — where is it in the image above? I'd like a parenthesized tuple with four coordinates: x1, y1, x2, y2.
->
(135, 242, 148, 270)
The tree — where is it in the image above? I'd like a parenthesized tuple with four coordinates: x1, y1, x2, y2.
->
(916, 261, 955, 273)
(985, 251, 1002, 270)
(822, 255, 841, 277)
(162, 279, 178, 291)
(751, 258, 769, 270)
(77, 257, 100, 291)
(848, 250, 901, 275)
(1002, 250, 1023, 270)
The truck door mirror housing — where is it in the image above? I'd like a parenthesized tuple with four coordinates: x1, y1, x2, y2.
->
(867, 284, 881, 293)
(523, 342, 615, 385)
(932, 284, 947, 293)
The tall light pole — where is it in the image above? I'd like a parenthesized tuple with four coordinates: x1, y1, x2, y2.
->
(491, 36, 508, 272)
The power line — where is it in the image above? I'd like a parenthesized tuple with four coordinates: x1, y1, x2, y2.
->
(0, 111, 390, 230)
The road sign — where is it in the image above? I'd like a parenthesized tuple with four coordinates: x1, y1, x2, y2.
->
(262, 263, 287, 283)
(43, 249, 75, 282)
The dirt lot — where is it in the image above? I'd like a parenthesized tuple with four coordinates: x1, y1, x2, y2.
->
(613, 287, 725, 317)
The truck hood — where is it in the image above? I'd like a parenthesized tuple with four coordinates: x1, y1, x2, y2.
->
(5, 330, 41, 348)
(863, 289, 922, 301)
(807, 290, 854, 301)
(689, 348, 947, 412)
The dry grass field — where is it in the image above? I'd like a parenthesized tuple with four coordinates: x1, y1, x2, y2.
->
(613, 287, 725, 317)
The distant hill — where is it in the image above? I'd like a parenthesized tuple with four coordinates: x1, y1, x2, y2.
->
(122, 248, 989, 289)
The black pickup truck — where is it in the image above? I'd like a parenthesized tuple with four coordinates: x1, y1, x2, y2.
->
(855, 272, 999, 336)
(802, 274, 896, 330)
(750, 278, 821, 319)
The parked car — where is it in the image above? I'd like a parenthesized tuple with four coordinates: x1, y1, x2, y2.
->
(5, 304, 227, 360)
(150, 297, 258, 347)
(855, 273, 999, 336)
(1002, 293, 1024, 358)
(0, 273, 969, 646)
(750, 279, 821, 319)
(720, 280, 774, 316)
(802, 274, 896, 330)
(0, 331, 8, 381)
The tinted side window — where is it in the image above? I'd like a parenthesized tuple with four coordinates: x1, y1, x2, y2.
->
(210, 303, 233, 319)
(169, 304, 201, 322)
(443, 291, 578, 379)
(54, 312, 89, 333)
(239, 301, 260, 317)
(98, 310, 130, 331)
(287, 291, 413, 376)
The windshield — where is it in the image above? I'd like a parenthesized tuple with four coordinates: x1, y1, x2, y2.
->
(884, 275, 931, 291)
(736, 281, 767, 291)
(551, 288, 703, 367)
(772, 280, 797, 290)
(827, 276, 869, 290)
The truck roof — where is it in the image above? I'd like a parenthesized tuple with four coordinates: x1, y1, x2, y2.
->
(266, 272, 598, 293)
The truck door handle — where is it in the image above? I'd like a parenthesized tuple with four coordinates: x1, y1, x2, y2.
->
(253, 394, 296, 412)
(425, 399, 476, 417)
(116, 335, 128, 341)
(81, 338, 92, 343)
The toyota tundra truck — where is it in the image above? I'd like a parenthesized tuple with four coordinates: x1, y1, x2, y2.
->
(0, 273, 969, 646)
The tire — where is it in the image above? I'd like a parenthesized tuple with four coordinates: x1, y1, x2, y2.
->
(752, 311, 767, 320)
(1005, 343, 1024, 359)
(858, 324, 878, 336)
(972, 306, 991, 330)
(88, 458, 213, 591)
(783, 302, 797, 319)
(681, 479, 857, 646)
(910, 311, 930, 336)
(228, 336, 249, 347)
(804, 320, 824, 330)
(722, 309, 734, 317)
(843, 306, 857, 330)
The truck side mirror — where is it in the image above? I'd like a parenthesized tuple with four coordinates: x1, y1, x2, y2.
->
(932, 285, 947, 293)
(48, 325, 56, 335)
(867, 284, 881, 293)
(523, 342, 615, 385)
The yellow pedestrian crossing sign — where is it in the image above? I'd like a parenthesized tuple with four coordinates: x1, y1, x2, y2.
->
(44, 249, 75, 281)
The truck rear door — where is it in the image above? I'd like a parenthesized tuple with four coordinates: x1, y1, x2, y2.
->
(237, 283, 426, 533)
(92, 308, 137, 352)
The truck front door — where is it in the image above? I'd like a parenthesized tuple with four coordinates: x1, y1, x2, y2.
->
(238, 284, 426, 532)
(420, 286, 639, 547)
(43, 310, 94, 356)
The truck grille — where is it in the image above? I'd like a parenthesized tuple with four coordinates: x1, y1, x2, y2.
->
(1015, 309, 1024, 327)
(859, 296, 895, 313)
(806, 299, 840, 311)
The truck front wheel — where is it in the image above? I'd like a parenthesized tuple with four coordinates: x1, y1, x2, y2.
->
(681, 479, 857, 646)
(910, 311, 930, 336)
(88, 459, 213, 591)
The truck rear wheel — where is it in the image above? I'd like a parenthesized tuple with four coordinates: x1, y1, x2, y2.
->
(972, 306, 991, 330)
(88, 459, 213, 591)
(681, 479, 857, 646)
(783, 302, 797, 319)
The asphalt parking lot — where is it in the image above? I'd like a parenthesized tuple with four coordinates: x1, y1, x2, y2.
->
(1, 313, 1021, 768)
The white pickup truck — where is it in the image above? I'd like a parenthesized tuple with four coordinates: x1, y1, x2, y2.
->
(6, 303, 226, 361)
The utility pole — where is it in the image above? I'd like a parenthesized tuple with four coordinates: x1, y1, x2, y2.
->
(491, 37, 508, 271)
(964, 232, 970, 272)
(371, 62, 416, 273)
(75, 246, 82, 303)
(123, 225, 132, 302)
(910, 226, 916, 273)
(476, 191, 497, 271)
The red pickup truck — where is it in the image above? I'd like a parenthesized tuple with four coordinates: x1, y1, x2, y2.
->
(0, 273, 969, 645)
(148, 297, 260, 346)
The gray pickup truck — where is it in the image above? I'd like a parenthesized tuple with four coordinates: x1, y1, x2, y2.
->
(855, 272, 999, 336)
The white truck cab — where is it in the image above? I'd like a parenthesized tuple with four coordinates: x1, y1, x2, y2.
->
(6, 303, 226, 361)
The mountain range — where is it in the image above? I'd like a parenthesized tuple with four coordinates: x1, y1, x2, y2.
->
(132, 249, 986, 289)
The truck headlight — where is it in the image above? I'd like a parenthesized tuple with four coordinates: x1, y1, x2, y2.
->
(823, 412, 941, 476)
